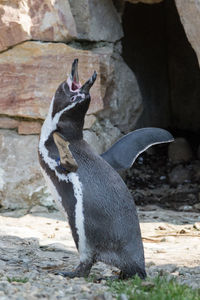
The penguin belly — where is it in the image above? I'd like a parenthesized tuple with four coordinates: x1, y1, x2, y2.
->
(69, 141, 146, 278)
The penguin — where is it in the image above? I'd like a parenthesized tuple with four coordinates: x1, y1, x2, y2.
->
(38, 59, 174, 279)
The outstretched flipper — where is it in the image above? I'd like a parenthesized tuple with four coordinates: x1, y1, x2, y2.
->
(53, 132, 78, 173)
(101, 128, 174, 171)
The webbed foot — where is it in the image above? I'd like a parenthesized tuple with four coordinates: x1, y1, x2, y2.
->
(55, 261, 93, 278)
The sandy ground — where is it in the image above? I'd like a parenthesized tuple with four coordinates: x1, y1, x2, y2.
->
(0, 206, 199, 299)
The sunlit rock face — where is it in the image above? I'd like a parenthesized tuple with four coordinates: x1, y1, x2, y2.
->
(175, 0, 200, 67)
(0, 129, 52, 210)
(0, 41, 104, 119)
(0, 0, 77, 52)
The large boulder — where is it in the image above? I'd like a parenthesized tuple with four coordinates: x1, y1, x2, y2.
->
(98, 54, 143, 133)
(175, 0, 200, 66)
(68, 0, 123, 42)
(0, 0, 77, 52)
(126, 0, 163, 3)
(0, 41, 107, 119)
(0, 130, 52, 210)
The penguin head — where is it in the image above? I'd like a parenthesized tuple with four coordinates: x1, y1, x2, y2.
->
(51, 59, 97, 140)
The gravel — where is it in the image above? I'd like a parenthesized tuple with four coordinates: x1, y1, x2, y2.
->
(0, 208, 199, 299)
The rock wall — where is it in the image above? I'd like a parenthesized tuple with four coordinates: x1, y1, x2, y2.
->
(0, 0, 200, 210)
(122, 0, 200, 131)
(175, 0, 200, 67)
(0, 0, 142, 210)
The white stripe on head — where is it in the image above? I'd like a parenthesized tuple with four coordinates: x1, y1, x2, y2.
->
(39, 96, 78, 181)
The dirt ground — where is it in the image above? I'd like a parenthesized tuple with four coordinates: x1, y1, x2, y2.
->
(0, 206, 199, 299)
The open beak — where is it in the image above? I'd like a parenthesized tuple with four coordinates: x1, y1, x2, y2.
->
(80, 71, 97, 94)
(69, 59, 97, 93)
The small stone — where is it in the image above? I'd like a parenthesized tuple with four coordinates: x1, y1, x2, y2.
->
(178, 205, 193, 212)
(168, 165, 191, 185)
(194, 203, 200, 210)
(119, 294, 128, 300)
(168, 137, 193, 164)
(93, 295, 106, 300)
(103, 292, 113, 300)
(146, 261, 155, 268)
(81, 285, 90, 292)
(158, 226, 166, 230)
(193, 223, 200, 230)
(29, 205, 49, 214)
(179, 229, 187, 234)
(141, 281, 155, 290)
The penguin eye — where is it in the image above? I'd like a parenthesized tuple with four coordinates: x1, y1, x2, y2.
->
(70, 95, 76, 102)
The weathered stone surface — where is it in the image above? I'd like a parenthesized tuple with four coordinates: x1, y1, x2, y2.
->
(99, 54, 143, 133)
(0, 117, 19, 129)
(127, 0, 163, 3)
(168, 138, 193, 164)
(168, 165, 191, 186)
(83, 115, 97, 129)
(18, 121, 42, 135)
(175, 0, 200, 66)
(0, 117, 42, 134)
(69, 0, 123, 42)
(0, 129, 53, 209)
(0, 0, 77, 52)
(0, 41, 106, 119)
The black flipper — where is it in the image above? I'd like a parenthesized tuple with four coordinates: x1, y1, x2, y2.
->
(53, 132, 78, 173)
(101, 128, 174, 171)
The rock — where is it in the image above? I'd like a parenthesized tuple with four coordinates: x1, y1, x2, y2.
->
(29, 205, 49, 214)
(178, 205, 193, 212)
(92, 119, 121, 153)
(175, 0, 200, 66)
(197, 145, 200, 160)
(0, 117, 19, 130)
(84, 115, 97, 130)
(0, 118, 41, 135)
(69, 0, 123, 42)
(0, 129, 54, 209)
(193, 223, 200, 230)
(193, 203, 200, 211)
(0, 0, 77, 52)
(18, 121, 42, 135)
(99, 54, 143, 133)
(83, 130, 103, 154)
(119, 294, 128, 300)
(127, 0, 163, 3)
(0, 41, 105, 119)
(168, 165, 191, 185)
(168, 138, 193, 163)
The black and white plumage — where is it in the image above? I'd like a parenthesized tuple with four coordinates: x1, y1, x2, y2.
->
(38, 59, 173, 279)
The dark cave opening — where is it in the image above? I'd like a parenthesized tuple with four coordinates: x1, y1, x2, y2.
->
(122, 0, 200, 211)
(122, 0, 200, 144)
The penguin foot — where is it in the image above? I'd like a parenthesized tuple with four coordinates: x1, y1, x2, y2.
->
(55, 261, 93, 278)
(55, 271, 79, 278)
(119, 268, 147, 280)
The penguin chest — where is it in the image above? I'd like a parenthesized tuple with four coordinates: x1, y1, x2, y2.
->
(40, 167, 68, 219)
(40, 161, 91, 260)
